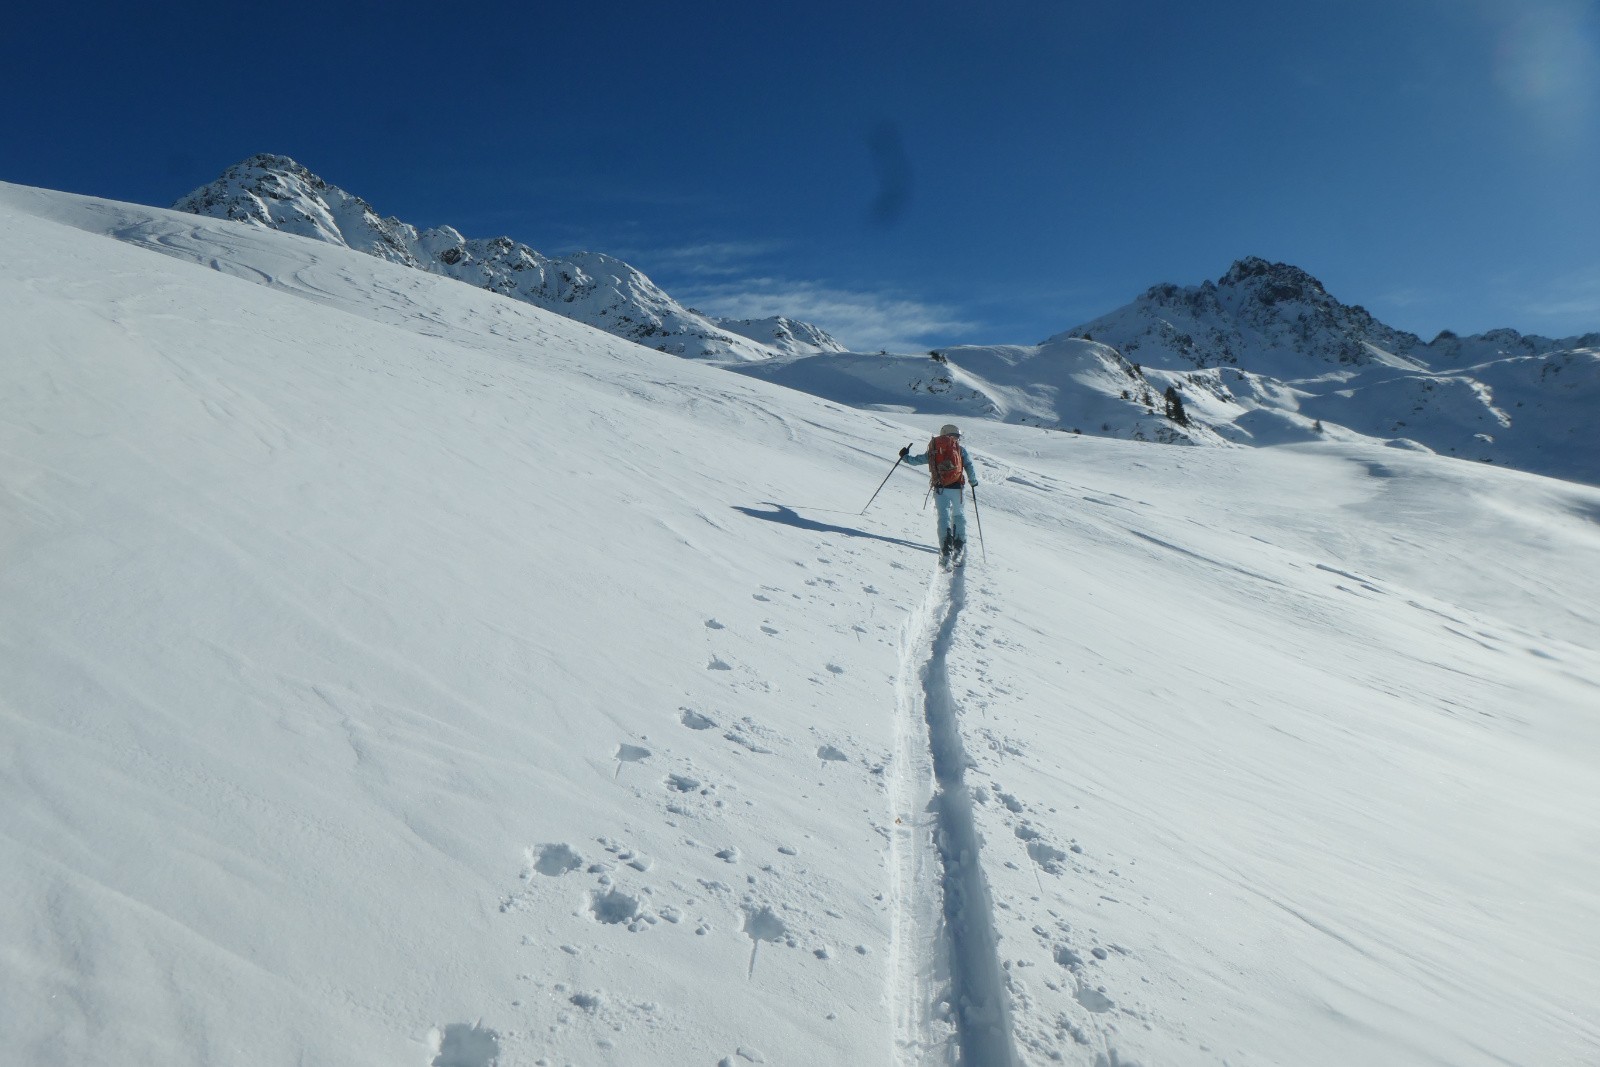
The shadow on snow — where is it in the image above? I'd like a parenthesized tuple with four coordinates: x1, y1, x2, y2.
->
(732, 503, 936, 554)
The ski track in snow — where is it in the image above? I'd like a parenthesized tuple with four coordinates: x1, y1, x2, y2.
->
(892, 567, 1020, 1066)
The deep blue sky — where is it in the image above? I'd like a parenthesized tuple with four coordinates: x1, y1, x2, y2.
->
(5, 0, 1597, 350)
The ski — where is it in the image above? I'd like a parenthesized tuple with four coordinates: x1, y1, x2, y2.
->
(939, 541, 967, 571)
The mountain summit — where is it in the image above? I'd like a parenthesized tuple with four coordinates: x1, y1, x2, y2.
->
(1061, 256, 1597, 375)
(176, 154, 842, 361)
(1061, 257, 1426, 372)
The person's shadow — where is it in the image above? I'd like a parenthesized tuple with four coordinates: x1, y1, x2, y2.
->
(732, 503, 935, 554)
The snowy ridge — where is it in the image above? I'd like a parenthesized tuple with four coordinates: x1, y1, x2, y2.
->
(6, 179, 1600, 1066)
(175, 154, 789, 361)
(712, 315, 847, 357)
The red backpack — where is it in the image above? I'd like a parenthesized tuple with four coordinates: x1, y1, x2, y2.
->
(928, 434, 964, 488)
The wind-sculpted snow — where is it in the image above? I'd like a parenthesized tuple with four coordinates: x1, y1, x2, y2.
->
(5, 180, 1600, 1066)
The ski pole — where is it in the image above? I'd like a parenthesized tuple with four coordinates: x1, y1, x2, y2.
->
(861, 444, 913, 514)
(971, 484, 987, 561)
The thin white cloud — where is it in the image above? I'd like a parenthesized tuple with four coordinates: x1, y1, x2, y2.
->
(1375, 286, 1435, 310)
(624, 240, 788, 278)
(1520, 271, 1600, 332)
(681, 277, 976, 353)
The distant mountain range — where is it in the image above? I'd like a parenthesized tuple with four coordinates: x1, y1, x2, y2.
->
(177, 156, 1600, 486)
(175, 155, 844, 362)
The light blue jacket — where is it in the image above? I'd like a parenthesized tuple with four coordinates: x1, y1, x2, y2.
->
(904, 442, 978, 488)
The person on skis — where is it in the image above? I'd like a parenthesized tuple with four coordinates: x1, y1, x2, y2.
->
(900, 424, 978, 564)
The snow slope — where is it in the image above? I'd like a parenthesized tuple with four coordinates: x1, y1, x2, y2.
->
(4, 181, 1599, 1067)
(730, 339, 1223, 449)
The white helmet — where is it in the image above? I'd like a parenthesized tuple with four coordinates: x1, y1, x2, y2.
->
(939, 424, 961, 437)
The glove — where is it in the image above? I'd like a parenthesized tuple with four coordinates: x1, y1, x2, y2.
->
(898, 446, 910, 458)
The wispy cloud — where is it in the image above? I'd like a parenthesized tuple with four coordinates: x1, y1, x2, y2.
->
(680, 277, 977, 353)
(583, 232, 980, 350)
(422, 210, 982, 349)
(1519, 270, 1600, 332)
(616, 239, 788, 279)
(1376, 286, 1433, 309)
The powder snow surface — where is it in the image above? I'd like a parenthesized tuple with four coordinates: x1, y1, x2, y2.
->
(3, 182, 1598, 1067)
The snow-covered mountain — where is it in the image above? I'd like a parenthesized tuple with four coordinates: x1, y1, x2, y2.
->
(730, 258, 1600, 486)
(1064, 257, 1432, 373)
(175, 154, 818, 362)
(1056, 257, 1600, 481)
(6, 179, 1600, 1067)
(173, 158, 1596, 486)
(1065, 256, 1600, 374)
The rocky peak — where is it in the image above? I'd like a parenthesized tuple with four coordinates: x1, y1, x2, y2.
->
(1061, 257, 1425, 372)
(175, 154, 419, 266)
(1217, 257, 1330, 305)
(179, 153, 326, 203)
